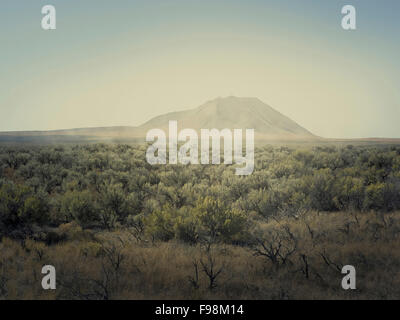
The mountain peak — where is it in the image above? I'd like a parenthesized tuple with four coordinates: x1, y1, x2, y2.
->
(207, 96, 261, 105)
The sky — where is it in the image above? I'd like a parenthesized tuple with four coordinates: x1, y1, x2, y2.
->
(1, 0, 399, 138)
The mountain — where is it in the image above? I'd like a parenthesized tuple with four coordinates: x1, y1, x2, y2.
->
(0, 97, 318, 142)
(138, 96, 316, 140)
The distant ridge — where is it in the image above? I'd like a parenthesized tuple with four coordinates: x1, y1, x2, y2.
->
(2, 97, 399, 144)
(0, 97, 319, 142)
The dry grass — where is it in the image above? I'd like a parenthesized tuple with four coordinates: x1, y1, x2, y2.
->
(1, 210, 400, 300)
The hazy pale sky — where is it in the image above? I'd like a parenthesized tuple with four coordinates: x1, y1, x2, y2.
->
(1, 0, 399, 138)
